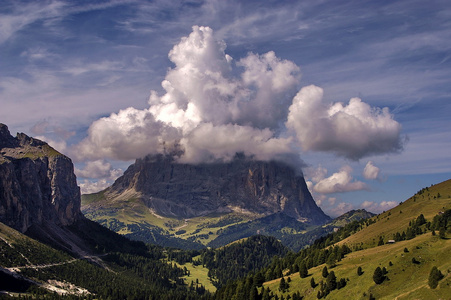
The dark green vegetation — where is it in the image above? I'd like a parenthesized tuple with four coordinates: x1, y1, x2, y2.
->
(201, 235, 288, 288)
(428, 266, 444, 289)
(0, 222, 289, 298)
(0, 220, 210, 299)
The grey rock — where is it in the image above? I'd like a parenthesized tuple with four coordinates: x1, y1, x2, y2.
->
(0, 124, 81, 233)
(105, 154, 329, 225)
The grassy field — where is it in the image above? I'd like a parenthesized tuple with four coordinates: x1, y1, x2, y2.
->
(337, 179, 451, 249)
(82, 191, 257, 246)
(263, 179, 451, 299)
(264, 233, 451, 299)
(173, 257, 217, 293)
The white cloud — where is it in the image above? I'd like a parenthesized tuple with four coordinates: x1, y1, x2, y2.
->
(312, 165, 368, 194)
(72, 26, 297, 164)
(0, 1, 66, 44)
(361, 200, 397, 213)
(78, 179, 111, 195)
(75, 160, 123, 194)
(363, 161, 380, 180)
(179, 123, 292, 163)
(286, 85, 404, 160)
(71, 107, 180, 161)
(326, 202, 354, 218)
(328, 197, 337, 206)
(75, 160, 122, 180)
(71, 26, 405, 167)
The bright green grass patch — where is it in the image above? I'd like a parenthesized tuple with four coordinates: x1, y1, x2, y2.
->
(172, 260, 217, 293)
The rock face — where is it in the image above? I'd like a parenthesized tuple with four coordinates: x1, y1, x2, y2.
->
(106, 154, 329, 225)
(0, 124, 81, 233)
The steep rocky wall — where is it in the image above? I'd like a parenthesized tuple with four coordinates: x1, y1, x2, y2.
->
(0, 124, 81, 233)
(106, 154, 330, 224)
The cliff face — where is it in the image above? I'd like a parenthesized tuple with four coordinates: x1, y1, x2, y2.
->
(107, 154, 329, 225)
(0, 124, 81, 233)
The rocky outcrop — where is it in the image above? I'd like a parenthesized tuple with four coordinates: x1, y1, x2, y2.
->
(0, 124, 81, 233)
(105, 154, 330, 225)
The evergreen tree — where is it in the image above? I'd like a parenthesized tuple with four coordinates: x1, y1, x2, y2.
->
(317, 290, 323, 299)
(310, 277, 317, 288)
(326, 271, 337, 291)
(255, 272, 265, 287)
(326, 252, 336, 267)
(249, 285, 259, 300)
(299, 263, 308, 278)
(337, 277, 347, 289)
(279, 277, 287, 292)
(357, 266, 363, 276)
(373, 267, 385, 284)
(322, 266, 329, 278)
(428, 266, 444, 289)
(416, 214, 426, 226)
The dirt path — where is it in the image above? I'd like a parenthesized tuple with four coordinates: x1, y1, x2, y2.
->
(174, 219, 189, 231)
(6, 258, 78, 272)
(394, 283, 426, 300)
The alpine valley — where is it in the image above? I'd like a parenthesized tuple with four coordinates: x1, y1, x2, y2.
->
(1, 123, 450, 299)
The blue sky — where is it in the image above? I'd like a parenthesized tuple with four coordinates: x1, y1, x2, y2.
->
(1, 0, 450, 217)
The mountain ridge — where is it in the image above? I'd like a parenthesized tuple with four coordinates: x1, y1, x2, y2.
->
(104, 153, 329, 223)
(0, 124, 81, 233)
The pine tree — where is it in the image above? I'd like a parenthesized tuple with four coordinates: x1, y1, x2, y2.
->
(322, 266, 329, 278)
(310, 277, 317, 288)
(249, 285, 259, 300)
(326, 271, 337, 291)
(428, 266, 444, 289)
(357, 266, 363, 276)
(327, 252, 336, 267)
(299, 263, 308, 278)
(373, 267, 385, 284)
(279, 277, 287, 292)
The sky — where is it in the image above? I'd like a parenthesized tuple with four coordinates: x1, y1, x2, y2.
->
(1, 0, 451, 217)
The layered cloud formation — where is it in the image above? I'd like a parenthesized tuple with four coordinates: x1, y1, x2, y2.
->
(72, 26, 403, 165)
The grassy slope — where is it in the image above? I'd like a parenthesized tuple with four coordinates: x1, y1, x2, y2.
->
(174, 257, 217, 293)
(263, 179, 451, 299)
(265, 234, 450, 299)
(82, 192, 256, 246)
(338, 179, 451, 249)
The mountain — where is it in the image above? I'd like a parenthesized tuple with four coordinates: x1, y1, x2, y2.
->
(0, 124, 81, 233)
(329, 209, 376, 228)
(0, 123, 210, 298)
(82, 153, 330, 249)
(215, 179, 451, 300)
(2, 122, 449, 299)
(101, 154, 327, 222)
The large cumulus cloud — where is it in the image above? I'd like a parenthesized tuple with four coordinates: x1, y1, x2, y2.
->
(286, 85, 403, 159)
(72, 26, 404, 164)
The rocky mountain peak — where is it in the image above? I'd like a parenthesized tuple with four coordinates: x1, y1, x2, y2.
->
(0, 123, 82, 233)
(106, 154, 330, 225)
